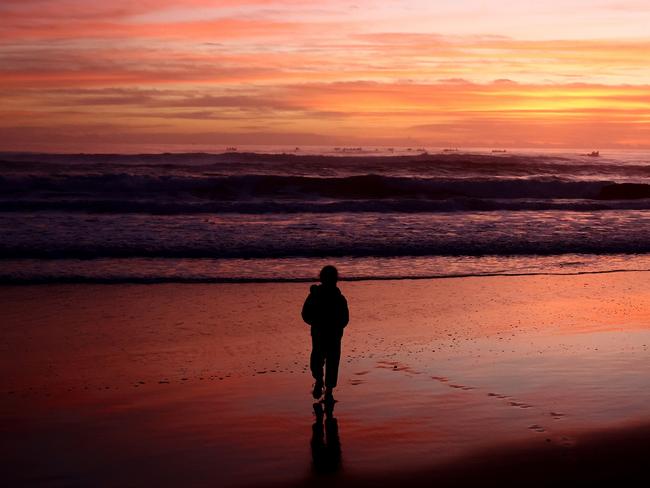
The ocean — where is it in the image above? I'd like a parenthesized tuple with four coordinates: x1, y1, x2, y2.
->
(2, 146, 650, 283)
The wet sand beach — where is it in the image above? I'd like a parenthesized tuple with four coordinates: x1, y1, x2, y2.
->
(2, 273, 650, 486)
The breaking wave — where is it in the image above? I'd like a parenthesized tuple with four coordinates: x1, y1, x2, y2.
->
(3, 172, 650, 214)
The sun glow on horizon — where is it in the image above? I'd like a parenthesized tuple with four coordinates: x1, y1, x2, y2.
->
(1, 0, 649, 151)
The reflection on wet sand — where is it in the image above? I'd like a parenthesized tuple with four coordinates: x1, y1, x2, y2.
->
(311, 399, 342, 476)
(2, 275, 650, 487)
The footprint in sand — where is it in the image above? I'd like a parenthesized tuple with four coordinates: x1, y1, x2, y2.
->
(560, 436, 575, 447)
(430, 376, 476, 391)
(508, 401, 532, 409)
(487, 392, 510, 399)
(528, 424, 546, 433)
(349, 379, 364, 386)
(488, 393, 535, 410)
(376, 360, 419, 374)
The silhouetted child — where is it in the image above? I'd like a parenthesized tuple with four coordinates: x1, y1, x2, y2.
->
(302, 265, 349, 400)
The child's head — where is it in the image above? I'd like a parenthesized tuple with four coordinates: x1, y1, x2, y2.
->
(319, 265, 338, 286)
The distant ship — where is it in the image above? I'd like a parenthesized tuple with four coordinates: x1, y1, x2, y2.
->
(587, 150, 600, 157)
(226, 146, 237, 152)
(443, 148, 459, 152)
(491, 149, 507, 153)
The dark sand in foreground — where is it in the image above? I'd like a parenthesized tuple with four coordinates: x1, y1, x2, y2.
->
(2, 273, 650, 486)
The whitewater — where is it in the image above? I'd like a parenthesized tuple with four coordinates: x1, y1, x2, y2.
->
(1, 147, 650, 282)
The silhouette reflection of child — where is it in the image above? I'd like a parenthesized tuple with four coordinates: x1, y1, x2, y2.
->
(311, 401, 341, 475)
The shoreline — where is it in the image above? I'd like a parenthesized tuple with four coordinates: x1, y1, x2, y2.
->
(4, 264, 650, 285)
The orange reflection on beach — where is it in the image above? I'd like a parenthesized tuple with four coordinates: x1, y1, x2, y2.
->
(2, 273, 650, 485)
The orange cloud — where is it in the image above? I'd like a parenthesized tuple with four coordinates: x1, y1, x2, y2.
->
(2, 80, 648, 149)
(0, 17, 309, 42)
(1, 1, 649, 149)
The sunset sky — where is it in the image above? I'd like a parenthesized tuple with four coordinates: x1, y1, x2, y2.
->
(1, 0, 649, 151)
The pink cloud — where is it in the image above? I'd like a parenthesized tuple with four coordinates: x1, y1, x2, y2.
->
(1, 1, 649, 149)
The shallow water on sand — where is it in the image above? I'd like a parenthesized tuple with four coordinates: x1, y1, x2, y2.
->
(3, 335, 649, 486)
(1, 276, 650, 486)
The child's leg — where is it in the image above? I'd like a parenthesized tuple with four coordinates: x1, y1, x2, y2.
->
(310, 332, 326, 385)
(324, 337, 342, 389)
